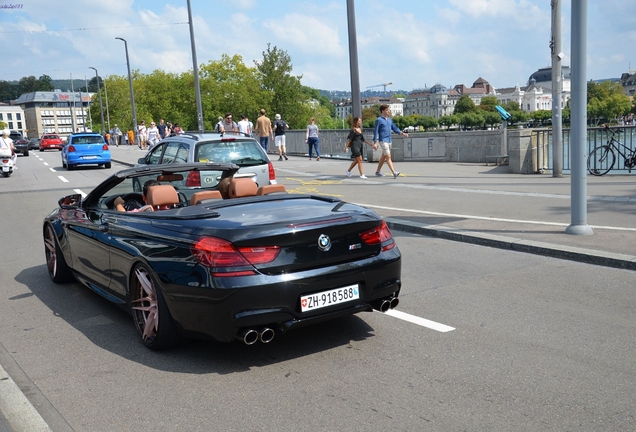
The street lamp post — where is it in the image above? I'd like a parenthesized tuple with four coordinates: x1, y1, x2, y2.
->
(186, 0, 204, 132)
(116, 37, 138, 146)
(89, 67, 105, 135)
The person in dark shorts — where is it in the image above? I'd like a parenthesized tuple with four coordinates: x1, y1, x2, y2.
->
(344, 116, 376, 179)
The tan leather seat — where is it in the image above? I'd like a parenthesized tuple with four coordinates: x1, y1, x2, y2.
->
(256, 184, 287, 195)
(145, 185, 179, 209)
(228, 178, 258, 198)
(190, 190, 223, 205)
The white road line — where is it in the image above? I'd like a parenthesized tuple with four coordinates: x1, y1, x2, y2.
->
(58, 176, 69, 183)
(49, 168, 56, 172)
(43, 162, 49, 166)
(360, 203, 636, 233)
(74, 189, 86, 197)
(384, 309, 455, 332)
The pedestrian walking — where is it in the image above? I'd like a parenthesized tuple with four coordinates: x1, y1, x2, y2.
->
(147, 121, 160, 149)
(137, 121, 148, 150)
(306, 117, 320, 160)
(238, 114, 252, 136)
(220, 113, 238, 133)
(112, 124, 123, 147)
(273, 113, 289, 161)
(373, 104, 408, 178)
(215, 116, 223, 133)
(127, 128, 134, 146)
(345, 116, 376, 179)
(157, 119, 167, 139)
(254, 109, 273, 152)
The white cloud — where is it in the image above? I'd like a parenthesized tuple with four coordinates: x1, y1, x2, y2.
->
(263, 13, 345, 57)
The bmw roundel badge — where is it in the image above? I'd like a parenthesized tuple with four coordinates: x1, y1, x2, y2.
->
(317, 234, 331, 251)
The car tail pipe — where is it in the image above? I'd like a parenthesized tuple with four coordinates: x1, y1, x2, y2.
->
(237, 328, 259, 345)
(258, 327, 275, 344)
(236, 327, 275, 345)
(371, 295, 399, 313)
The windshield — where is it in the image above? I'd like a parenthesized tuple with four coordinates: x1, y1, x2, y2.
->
(195, 140, 267, 165)
(71, 136, 104, 145)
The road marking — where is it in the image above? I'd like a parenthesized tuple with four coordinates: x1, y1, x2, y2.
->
(360, 203, 636, 233)
(75, 189, 87, 197)
(43, 162, 49, 166)
(58, 176, 69, 183)
(384, 309, 455, 332)
(49, 168, 56, 172)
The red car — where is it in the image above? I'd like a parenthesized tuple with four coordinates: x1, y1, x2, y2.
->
(40, 134, 64, 151)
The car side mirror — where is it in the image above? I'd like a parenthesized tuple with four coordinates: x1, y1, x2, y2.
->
(137, 157, 147, 164)
(59, 193, 82, 209)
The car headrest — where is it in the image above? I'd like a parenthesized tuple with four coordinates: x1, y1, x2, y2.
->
(145, 185, 179, 208)
(228, 178, 258, 198)
(256, 184, 287, 195)
(190, 190, 223, 205)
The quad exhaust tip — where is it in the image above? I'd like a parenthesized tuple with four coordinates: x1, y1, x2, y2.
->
(373, 296, 399, 313)
(237, 327, 275, 345)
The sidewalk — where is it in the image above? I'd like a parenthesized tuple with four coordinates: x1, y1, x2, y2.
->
(108, 145, 636, 270)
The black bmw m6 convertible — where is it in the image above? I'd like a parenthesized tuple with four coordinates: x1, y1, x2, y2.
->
(43, 163, 402, 350)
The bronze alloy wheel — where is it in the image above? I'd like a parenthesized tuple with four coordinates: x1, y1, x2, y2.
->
(131, 265, 179, 349)
(131, 267, 159, 344)
(44, 224, 72, 283)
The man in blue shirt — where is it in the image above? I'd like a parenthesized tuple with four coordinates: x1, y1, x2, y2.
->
(373, 104, 408, 178)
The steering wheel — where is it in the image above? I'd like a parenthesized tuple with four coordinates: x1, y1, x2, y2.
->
(119, 193, 144, 211)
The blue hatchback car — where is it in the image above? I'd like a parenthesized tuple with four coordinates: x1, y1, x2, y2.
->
(62, 132, 111, 170)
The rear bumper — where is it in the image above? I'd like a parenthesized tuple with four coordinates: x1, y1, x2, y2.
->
(41, 144, 63, 150)
(67, 155, 111, 165)
(162, 250, 402, 343)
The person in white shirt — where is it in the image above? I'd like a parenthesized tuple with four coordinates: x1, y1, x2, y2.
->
(238, 114, 252, 136)
(137, 121, 148, 150)
(0, 130, 17, 169)
(147, 122, 160, 149)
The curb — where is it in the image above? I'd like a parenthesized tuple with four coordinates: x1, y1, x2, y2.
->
(0, 364, 51, 432)
(385, 218, 636, 271)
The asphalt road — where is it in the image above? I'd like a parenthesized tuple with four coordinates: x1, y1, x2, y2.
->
(0, 151, 635, 431)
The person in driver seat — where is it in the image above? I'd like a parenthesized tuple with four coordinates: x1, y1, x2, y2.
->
(114, 180, 161, 212)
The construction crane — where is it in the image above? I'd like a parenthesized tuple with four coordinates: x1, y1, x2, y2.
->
(366, 82, 393, 93)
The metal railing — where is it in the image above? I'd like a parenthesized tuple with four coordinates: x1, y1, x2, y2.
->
(532, 125, 636, 174)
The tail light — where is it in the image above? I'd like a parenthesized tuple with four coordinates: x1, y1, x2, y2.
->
(1, 159, 9, 163)
(102, 144, 109, 151)
(268, 160, 276, 181)
(191, 237, 280, 277)
(185, 170, 201, 187)
(67, 145, 76, 152)
(359, 221, 396, 251)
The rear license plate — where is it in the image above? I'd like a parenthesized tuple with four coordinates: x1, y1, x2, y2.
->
(82, 156, 97, 159)
(2, 166, 9, 172)
(300, 284, 359, 312)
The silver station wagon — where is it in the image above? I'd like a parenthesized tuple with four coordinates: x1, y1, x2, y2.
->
(136, 132, 276, 189)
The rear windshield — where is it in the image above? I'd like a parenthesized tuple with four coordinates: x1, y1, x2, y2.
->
(195, 140, 267, 165)
(43, 135, 60, 140)
(71, 136, 104, 144)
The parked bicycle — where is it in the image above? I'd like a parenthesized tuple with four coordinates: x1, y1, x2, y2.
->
(587, 124, 636, 176)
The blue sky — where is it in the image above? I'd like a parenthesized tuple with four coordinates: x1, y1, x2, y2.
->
(2, 0, 635, 93)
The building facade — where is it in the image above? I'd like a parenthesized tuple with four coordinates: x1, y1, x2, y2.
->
(333, 97, 403, 119)
(14, 90, 94, 138)
(0, 104, 26, 135)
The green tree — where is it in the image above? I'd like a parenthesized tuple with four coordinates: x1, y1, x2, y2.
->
(454, 95, 476, 114)
(458, 111, 484, 130)
(438, 114, 459, 130)
(255, 44, 306, 128)
(530, 110, 552, 126)
(416, 115, 438, 131)
(478, 95, 498, 112)
(483, 111, 502, 129)
(0, 81, 18, 101)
